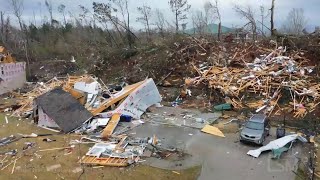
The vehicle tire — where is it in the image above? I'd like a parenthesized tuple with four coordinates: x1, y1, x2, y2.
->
(259, 137, 265, 146)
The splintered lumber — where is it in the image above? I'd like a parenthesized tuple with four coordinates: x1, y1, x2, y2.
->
(201, 125, 225, 138)
(90, 81, 144, 116)
(101, 114, 121, 139)
(11, 75, 96, 117)
(80, 156, 128, 167)
(186, 46, 319, 118)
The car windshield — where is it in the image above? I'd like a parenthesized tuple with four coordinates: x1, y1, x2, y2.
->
(245, 121, 264, 130)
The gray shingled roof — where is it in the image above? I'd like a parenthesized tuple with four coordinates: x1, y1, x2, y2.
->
(35, 88, 92, 132)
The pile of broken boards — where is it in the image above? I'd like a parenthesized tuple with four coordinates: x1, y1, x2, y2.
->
(186, 46, 319, 118)
(8, 75, 163, 167)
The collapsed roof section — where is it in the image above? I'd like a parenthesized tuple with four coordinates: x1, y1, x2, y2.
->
(34, 88, 93, 133)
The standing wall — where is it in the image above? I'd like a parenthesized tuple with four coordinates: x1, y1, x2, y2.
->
(0, 62, 26, 95)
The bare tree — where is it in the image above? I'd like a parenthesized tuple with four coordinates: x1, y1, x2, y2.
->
(93, 1, 136, 47)
(203, 2, 211, 26)
(137, 4, 152, 38)
(10, 0, 31, 77)
(58, 4, 66, 26)
(191, 11, 206, 35)
(79, 5, 92, 26)
(112, 0, 135, 47)
(0, 12, 10, 45)
(258, 6, 270, 36)
(45, 0, 53, 24)
(270, 0, 275, 36)
(154, 9, 166, 37)
(168, 0, 191, 33)
(234, 5, 257, 41)
(204, 0, 222, 40)
(10, 0, 24, 31)
(281, 8, 307, 35)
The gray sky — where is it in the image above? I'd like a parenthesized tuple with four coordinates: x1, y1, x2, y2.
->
(0, 0, 318, 30)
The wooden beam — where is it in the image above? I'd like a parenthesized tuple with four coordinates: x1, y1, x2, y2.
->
(101, 113, 121, 139)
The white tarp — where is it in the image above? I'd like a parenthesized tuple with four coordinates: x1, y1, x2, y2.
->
(247, 134, 307, 158)
(100, 78, 162, 119)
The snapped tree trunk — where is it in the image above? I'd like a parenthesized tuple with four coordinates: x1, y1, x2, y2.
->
(126, 2, 133, 48)
(218, 22, 222, 41)
(0, 12, 4, 43)
(271, 0, 275, 36)
(175, 11, 179, 33)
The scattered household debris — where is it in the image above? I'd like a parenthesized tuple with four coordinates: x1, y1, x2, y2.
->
(2, 75, 166, 168)
(247, 134, 307, 158)
(0, 135, 20, 146)
(81, 135, 158, 167)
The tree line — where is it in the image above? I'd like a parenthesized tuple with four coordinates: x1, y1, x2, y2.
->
(0, 0, 310, 68)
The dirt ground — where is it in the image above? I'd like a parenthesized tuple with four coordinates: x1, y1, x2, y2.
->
(0, 96, 315, 180)
(0, 114, 200, 180)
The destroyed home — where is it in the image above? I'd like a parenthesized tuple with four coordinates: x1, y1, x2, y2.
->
(0, 0, 320, 180)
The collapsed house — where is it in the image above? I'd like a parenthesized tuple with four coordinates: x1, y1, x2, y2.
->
(23, 76, 162, 133)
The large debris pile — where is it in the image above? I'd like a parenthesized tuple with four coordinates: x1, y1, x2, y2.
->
(186, 46, 318, 118)
(5, 74, 165, 167)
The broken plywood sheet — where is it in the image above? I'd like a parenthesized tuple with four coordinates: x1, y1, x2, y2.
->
(201, 125, 225, 137)
(35, 88, 93, 133)
(101, 79, 162, 119)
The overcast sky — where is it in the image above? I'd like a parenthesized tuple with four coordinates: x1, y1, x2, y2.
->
(0, 0, 318, 30)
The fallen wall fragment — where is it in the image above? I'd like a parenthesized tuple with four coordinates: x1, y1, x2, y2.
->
(0, 62, 26, 95)
(100, 78, 162, 119)
(89, 80, 145, 116)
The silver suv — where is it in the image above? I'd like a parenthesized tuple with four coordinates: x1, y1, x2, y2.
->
(240, 114, 270, 145)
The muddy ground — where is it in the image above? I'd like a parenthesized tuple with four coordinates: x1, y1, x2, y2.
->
(0, 114, 200, 180)
(0, 103, 314, 180)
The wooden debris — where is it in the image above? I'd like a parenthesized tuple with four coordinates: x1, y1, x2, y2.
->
(101, 114, 121, 139)
(186, 46, 320, 118)
(80, 156, 129, 167)
(201, 125, 225, 138)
